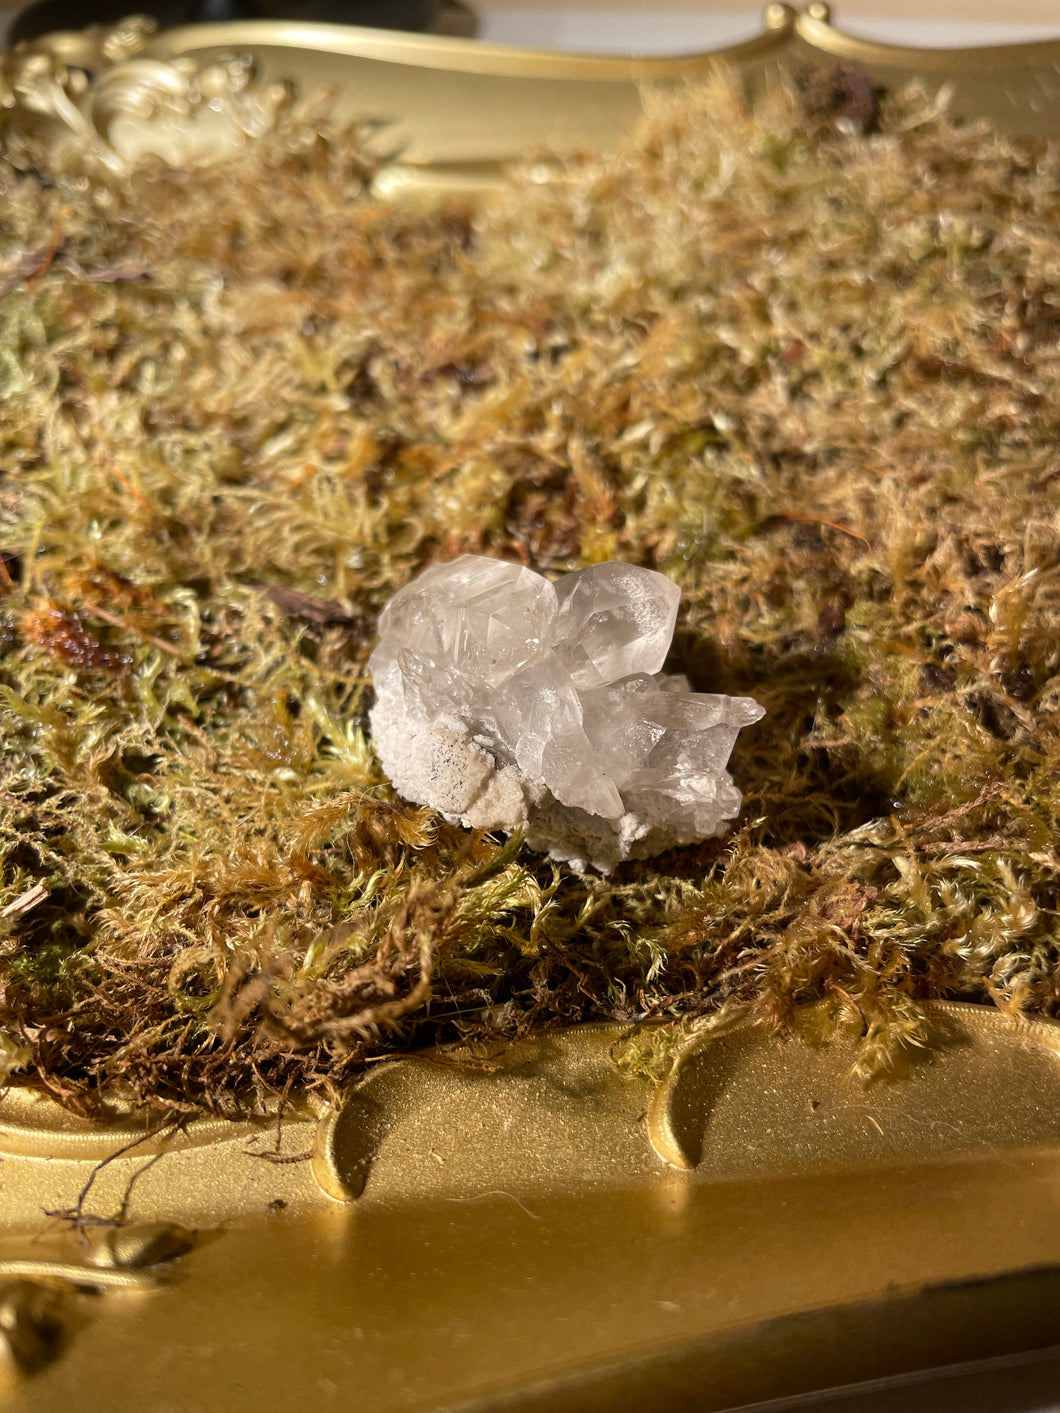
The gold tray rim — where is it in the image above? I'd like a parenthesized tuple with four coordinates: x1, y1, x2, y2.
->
(142, 8, 1060, 76)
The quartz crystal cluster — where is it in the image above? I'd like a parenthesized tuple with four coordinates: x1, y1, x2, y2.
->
(368, 556, 764, 871)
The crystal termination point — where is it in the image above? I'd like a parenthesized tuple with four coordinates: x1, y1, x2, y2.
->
(368, 556, 764, 872)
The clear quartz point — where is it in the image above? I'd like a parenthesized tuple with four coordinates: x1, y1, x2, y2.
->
(368, 555, 764, 872)
(378, 556, 558, 688)
(553, 562, 681, 688)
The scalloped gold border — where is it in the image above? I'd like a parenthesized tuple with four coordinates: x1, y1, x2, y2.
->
(145, 9, 800, 79)
(5, 3, 1059, 186)
(144, 3, 1060, 78)
(796, 1, 1060, 70)
(140, 4, 1060, 151)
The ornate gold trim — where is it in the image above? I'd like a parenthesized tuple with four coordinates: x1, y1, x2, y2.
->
(142, 7, 1060, 144)
(144, 4, 1060, 81)
(0, 17, 293, 170)
(796, 1, 1060, 71)
(148, 12, 801, 79)
(3, 1005, 1059, 1399)
(645, 1000, 1060, 1172)
(3, 3, 1059, 182)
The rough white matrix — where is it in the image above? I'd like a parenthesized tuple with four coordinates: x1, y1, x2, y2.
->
(368, 556, 764, 871)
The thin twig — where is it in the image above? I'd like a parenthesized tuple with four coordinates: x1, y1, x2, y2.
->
(116, 1149, 171, 1224)
(44, 1117, 180, 1234)
(1, 882, 49, 919)
(241, 1146, 314, 1165)
(443, 1190, 541, 1221)
(81, 601, 180, 657)
(775, 511, 872, 550)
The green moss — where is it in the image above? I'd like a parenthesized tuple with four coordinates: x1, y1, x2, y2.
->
(0, 72, 1058, 1114)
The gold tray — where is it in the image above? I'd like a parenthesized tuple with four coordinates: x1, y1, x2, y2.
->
(3, 11, 1060, 1407)
(2, 1003, 1059, 1408)
(4, 3, 1060, 203)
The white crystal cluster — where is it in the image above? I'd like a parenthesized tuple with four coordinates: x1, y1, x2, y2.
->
(368, 556, 764, 872)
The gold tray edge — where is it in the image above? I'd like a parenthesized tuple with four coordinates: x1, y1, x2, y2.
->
(146, 14, 797, 78)
(796, 9, 1060, 69)
(131, 7, 1060, 81)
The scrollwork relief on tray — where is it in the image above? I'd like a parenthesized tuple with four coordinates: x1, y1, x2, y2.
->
(0, 17, 292, 171)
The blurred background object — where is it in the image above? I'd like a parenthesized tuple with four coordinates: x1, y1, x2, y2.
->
(478, 0, 1058, 49)
(7, 0, 474, 45)
(5, 0, 1059, 48)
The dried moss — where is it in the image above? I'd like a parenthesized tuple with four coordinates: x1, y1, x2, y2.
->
(0, 72, 1058, 1114)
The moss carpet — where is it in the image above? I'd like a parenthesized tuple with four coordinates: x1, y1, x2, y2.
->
(0, 70, 1057, 1114)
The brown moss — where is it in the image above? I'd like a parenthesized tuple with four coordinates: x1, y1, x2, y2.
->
(0, 71, 1058, 1114)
